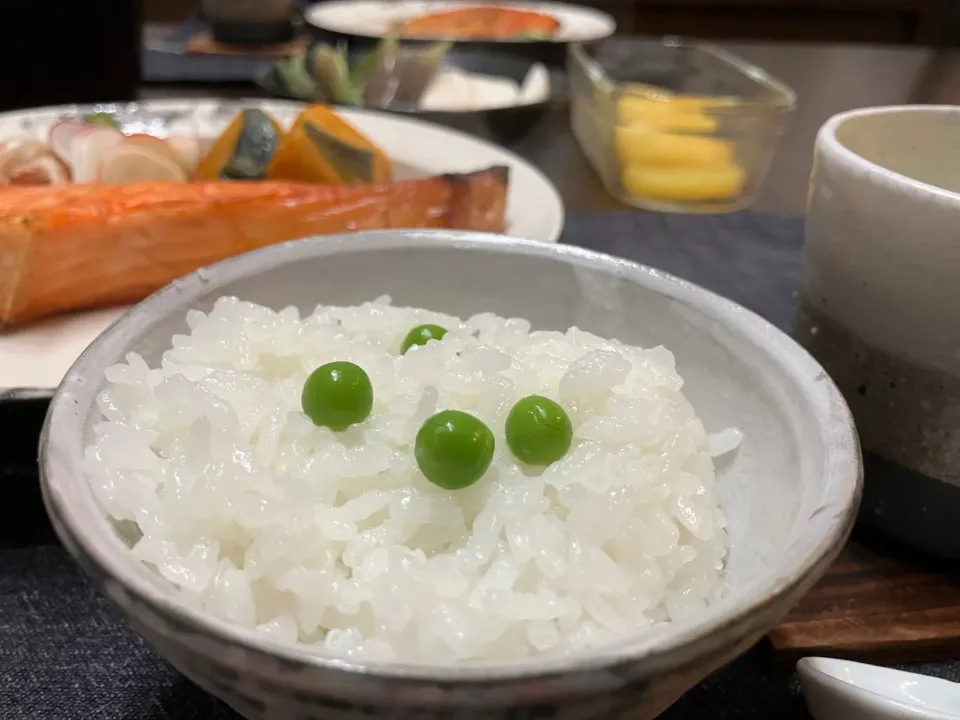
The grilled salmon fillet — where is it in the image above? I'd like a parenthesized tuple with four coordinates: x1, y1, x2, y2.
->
(399, 6, 560, 39)
(0, 167, 509, 327)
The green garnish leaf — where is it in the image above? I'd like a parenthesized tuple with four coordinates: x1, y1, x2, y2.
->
(350, 39, 390, 89)
(361, 37, 449, 107)
(84, 112, 120, 129)
(311, 44, 363, 106)
(275, 55, 323, 101)
(422, 40, 453, 61)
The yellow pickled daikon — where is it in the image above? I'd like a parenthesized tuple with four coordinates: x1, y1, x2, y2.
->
(615, 127, 734, 168)
(622, 164, 746, 202)
(617, 95, 719, 133)
(615, 88, 745, 205)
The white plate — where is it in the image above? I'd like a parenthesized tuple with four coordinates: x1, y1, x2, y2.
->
(0, 98, 565, 394)
(305, 0, 617, 43)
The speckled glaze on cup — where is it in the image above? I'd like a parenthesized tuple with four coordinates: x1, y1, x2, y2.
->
(798, 105, 960, 558)
(40, 232, 861, 719)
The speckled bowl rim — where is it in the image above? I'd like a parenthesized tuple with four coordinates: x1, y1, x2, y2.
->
(819, 105, 960, 206)
(40, 231, 862, 685)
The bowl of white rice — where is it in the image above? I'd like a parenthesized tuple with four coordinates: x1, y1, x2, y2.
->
(39, 230, 861, 719)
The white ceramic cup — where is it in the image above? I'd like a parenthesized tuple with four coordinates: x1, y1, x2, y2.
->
(797, 105, 960, 557)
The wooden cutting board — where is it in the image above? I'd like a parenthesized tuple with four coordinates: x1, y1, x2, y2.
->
(769, 527, 960, 664)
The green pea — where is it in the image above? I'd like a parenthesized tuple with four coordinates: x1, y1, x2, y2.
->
(401, 324, 447, 354)
(301, 361, 373, 431)
(505, 395, 572, 466)
(415, 410, 495, 490)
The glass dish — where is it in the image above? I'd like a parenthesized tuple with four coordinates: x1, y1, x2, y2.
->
(569, 38, 796, 213)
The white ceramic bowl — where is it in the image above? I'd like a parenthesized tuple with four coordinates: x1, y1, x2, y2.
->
(39, 231, 862, 719)
(798, 657, 960, 720)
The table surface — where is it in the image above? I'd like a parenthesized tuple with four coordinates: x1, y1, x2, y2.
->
(4, 29, 958, 720)
(142, 27, 960, 215)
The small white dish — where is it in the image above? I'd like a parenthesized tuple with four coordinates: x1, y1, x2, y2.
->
(798, 656, 960, 720)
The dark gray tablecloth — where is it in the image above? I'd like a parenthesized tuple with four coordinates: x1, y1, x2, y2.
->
(2, 212, 956, 719)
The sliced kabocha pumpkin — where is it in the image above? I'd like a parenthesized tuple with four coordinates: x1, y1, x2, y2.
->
(195, 109, 284, 181)
(267, 105, 391, 185)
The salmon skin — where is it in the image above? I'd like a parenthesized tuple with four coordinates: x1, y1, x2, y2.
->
(0, 167, 509, 328)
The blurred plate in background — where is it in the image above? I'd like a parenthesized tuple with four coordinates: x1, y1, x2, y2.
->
(305, 0, 616, 65)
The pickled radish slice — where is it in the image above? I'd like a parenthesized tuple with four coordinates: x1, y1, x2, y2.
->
(97, 145, 188, 184)
(70, 127, 124, 182)
(8, 155, 70, 185)
(123, 134, 184, 164)
(0, 140, 70, 184)
(0, 139, 50, 179)
(165, 135, 203, 173)
(622, 164, 746, 202)
(48, 119, 86, 160)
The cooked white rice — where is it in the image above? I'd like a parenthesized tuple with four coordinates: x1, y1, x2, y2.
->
(85, 296, 732, 663)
